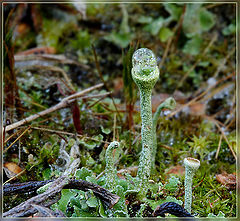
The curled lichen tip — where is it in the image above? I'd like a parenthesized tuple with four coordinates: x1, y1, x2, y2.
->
(163, 97, 176, 110)
(184, 157, 200, 171)
(132, 48, 159, 89)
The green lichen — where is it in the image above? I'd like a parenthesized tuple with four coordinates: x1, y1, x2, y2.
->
(37, 182, 52, 194)
(184, 157, 200, 214)
(105, 141, 120, 190)
(131, 48, 159, 194)
(152, 97, 176, 168)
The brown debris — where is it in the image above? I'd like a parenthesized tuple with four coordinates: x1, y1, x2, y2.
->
(216, 173, 236, 189)
(3, 162, 22, 178)
(16, 47, 56, 55)
(165, 165, 185, 176)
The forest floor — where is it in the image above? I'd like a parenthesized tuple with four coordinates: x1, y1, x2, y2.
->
(2, 2, 236, 218)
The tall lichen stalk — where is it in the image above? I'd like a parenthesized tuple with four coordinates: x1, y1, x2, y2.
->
(184, 157, 200, 214)
(131, 48, 159, 193)
(105, 141, 120, 190)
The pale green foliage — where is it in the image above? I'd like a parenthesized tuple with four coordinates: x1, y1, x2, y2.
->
(36, 182, 52, 194)
(104, 4, 133, 48)
(100, 125, 111, 134)
(183, 35, 203, 55)
(79, 134, 103, 150)
(208, 211, 225, 217)
(222, 23, 236, 36)
(159, 27, 174, 42)
(187, 135, 210, 160)
(183, 4, 215, 37)
(141, 3, 182, 36)
(165, 176, 180, 192)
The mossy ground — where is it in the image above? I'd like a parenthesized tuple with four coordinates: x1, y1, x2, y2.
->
(3, 2, 236, 218)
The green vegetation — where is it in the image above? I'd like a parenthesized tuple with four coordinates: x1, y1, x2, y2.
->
(3, 2, 236, 218)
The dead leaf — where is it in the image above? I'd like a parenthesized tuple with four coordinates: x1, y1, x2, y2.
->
(189, 102, 206, 116)
(216, 173, 236, 189)
(3, 162, 22, 178)
(165, 165, 185, 176)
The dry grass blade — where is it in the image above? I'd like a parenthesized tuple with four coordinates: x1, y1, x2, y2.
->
(31, 126, 110, 144)
(3, 169, 26, 185)
(167, 73, 234, 118)
(215, 135, 223, 159)
(205, 116, 236, 159)
(4, 126, 31, 153)
(176, 32, 218, 89)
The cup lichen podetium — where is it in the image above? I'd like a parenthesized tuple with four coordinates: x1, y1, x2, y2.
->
(184, 157, 200, 214)
(105, 141, 120, 190)
(132, 48, 159, 193)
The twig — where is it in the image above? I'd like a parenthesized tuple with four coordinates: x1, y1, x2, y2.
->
(4, 128, 24, 144)
(159, 144, 173, 151)
(30, 126, 110, 144)
(176, 33, 218, 89)
(168, 73, 234, 118)
(14, 54, 90, 69)
(5, 83, 103, 132)
(3, 176, 69, 217)
(213, 47, 235, 79)
(3, 177, 120, 217)
(80, 91, 112, 99)
(31, 204, 66, 217)
(3, 180, 51, 195)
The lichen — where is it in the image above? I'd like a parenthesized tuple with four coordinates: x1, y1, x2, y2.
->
(105, 141, 120, 190)
(131, 48, 159, 194)
(183, 157, 200, 214)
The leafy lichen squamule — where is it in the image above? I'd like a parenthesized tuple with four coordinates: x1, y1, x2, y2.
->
(132, 48, 159, 193)
(105, 141, 120, 190)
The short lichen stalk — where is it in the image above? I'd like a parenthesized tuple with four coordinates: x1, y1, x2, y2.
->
(105, 141, 120, 190)
(131, 48, 159, 193)
(152, 97, 176, 168)
(184, 157, 200, 214)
